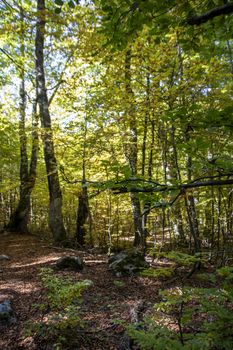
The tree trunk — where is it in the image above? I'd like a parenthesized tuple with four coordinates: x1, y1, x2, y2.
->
(7, 22, 29, 232)
(76, 185, 89, 246)
(185, 135, 201, 252)
(76, 113, 91, 246)
(125, 49, 145, 248)
(35, 0, 66, 242)
(6, 7, 38, 234)
(170, 125, 186, 243)
(141, 71, 151, 234)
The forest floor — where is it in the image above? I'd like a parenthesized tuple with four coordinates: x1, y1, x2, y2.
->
(0, 233, 165, 350)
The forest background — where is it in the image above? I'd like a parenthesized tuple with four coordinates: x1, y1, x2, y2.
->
(0, 0, 233, 255)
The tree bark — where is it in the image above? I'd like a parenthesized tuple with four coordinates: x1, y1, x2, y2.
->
(125, 49, 145, 248)
(185, 131, 201, 252)
(35, 0, 66, 242)
(7, 12, 29, 232)
(76, 113, 91, 246)
(6, 7, 38, 234)
(76, 185, 89, 246)
(170, 125, 185, 243)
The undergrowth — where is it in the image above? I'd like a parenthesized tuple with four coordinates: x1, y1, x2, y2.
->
(129, 265, 233, 350)
(24, 268, 92, 348)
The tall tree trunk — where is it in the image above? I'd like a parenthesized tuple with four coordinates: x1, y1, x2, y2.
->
(125, 49, 145, 248)
(185, 130, 201, 252)
(170, 125, 186, 243)
(76, 114, 90, 246)
(141, 72, 150, 177)
(35, 0, 66, 242)
(141, 71, 151, 235)
(185, 192, 201, 252)
(6, 7, 39, 234)
(148, 117, 155, 181)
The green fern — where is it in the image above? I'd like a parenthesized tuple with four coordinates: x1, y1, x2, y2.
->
(217, 266, 233, 283)
(157, 251, 201, 267)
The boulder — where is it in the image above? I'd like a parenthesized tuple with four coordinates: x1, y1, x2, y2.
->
(0, 300, 16, 325)
(55, 256, 84, 271)
(0, 255, 10, 261)
(108, 250, 149, 276)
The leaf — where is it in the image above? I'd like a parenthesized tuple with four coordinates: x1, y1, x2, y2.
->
(55, 7, 62, 14)
(113, 280, 125, 288)
(68, 1, 76, 8)
(55, 0, 63, 6)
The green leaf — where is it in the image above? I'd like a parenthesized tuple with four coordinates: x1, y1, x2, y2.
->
(55, 7, 62, 14)
(55, 0, 63, 6)
(113, 280, 125, 288)
(68, 1, 75, 8)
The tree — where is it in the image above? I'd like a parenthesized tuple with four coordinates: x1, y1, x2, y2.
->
(76, 113, 91, 247)
(35, 0, 66, 242)
(124, 49, 145, 248)
(6, 4, 39, 234)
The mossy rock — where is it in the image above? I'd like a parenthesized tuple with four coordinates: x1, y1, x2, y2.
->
(108, 250, 149, 276)
(55, 256, 84, 271)
(0, 300, 16, 325)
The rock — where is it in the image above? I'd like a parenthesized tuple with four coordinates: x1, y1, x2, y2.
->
(108, 250, 149, 276)
(0, 300, 16, 325)
(55, 256, 84, 271)
(0, 255, 10, 261)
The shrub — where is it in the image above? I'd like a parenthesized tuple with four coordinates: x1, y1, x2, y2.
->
(128, 275, 233, 350)
(24, 268, 92, 346)
(157, 251, 201, 267)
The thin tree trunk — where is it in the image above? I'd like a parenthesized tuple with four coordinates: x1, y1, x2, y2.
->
(210, 186, 215, 251)
(141, 71, 154, 236)
(76, 186, 89, 246)
(76, 113, 91, 246)
(217, 185, 222, 251)
(170, 125, 185, 242)
(148, 117, 155, 181)
(125, 49, 145, 248)
(35, 0, 66, 242)
(226, 39, 233, 76)
(185, 142, 201, 252)
(141, 72, 150, 177)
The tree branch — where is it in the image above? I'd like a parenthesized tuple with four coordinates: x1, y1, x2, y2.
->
(60, 165, 233, 194)
(187, 2, 233, 25)
(112, 178, 233, 194)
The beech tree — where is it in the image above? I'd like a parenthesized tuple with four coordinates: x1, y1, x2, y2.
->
(6, 4, 39, 234)
(35, 0, 66, 242)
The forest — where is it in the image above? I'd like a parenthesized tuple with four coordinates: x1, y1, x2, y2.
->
(0, 0, 233, 349)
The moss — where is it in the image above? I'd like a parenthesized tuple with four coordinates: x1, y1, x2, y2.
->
(140, 267, 174, 279)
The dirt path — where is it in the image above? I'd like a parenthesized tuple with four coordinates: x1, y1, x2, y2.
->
(0, 233, 161, 349)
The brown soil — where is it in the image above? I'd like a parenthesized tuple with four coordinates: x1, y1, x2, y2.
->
(0, 233, 162, 350)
